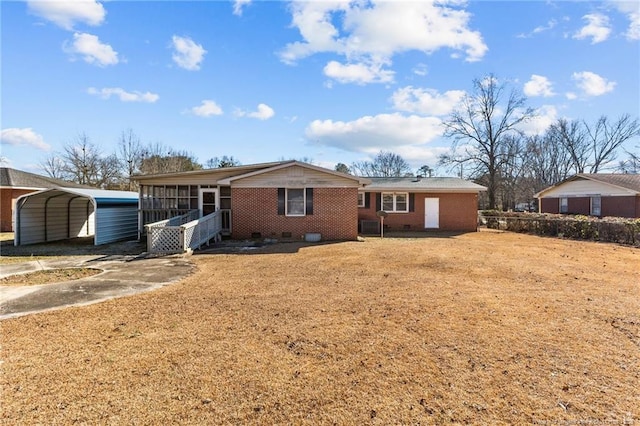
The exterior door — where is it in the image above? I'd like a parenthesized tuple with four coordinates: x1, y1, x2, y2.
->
(424, 198, 439, 229)
(199, 189, 218, 217)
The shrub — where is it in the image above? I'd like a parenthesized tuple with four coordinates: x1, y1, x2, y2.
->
(478, 211, 640, 246)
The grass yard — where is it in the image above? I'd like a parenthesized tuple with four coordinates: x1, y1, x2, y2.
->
(1, 230, 638, 424)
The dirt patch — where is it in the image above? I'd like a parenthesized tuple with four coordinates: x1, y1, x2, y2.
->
(0, 268, 102, 286)
(1, 230, 638, 424)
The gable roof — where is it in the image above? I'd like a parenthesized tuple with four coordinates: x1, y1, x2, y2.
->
(0, 167, 88, 190)
(535, 173, 640, 197)
(363, 177, 487, 193)
(217, 161, 370, 185)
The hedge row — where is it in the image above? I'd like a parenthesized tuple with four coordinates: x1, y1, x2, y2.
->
(478, 211, 640, 247)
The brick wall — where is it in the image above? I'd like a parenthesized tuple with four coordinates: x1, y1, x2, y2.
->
(358, 192, 479, 232)
(541, 196, 640, 218)
(1, 189, 36, 232)
(231, 187, 358, 241)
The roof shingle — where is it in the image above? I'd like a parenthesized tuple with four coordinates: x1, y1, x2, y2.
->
(0, 167, 89, 189)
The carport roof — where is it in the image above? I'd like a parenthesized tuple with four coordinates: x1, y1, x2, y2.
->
(19, 187, 139, 205)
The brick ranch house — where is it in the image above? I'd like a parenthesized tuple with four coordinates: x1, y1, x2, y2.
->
(0, 167, 87, 232)
(134, 161, 486, 241)
(535, 173, 640, 218)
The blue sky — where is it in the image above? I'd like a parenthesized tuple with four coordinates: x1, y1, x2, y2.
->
(1, 0, 639, 175)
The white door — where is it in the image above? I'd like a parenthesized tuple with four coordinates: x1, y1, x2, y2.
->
(424, 198, 439, 228)
(199, 189, 218, 217)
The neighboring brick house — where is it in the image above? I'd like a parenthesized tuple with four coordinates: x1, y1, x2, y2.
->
(357, 177, 487, 233)
(134, 161, 487, 241)
(535, 174, 640, 218)
(0, 167, 86, 232)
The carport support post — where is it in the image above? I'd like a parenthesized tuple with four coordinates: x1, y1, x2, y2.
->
(380, 216, 384, 238)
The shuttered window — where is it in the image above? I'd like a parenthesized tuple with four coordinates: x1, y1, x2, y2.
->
(381, 192, 409, 212)
(278, 188, 313, 216)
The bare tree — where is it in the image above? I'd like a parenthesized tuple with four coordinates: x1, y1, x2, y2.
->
(62, 133, 107, 186)
(585, 114, 640, 172)
(351, 151, 412, 177)
(497, 135, 529, 210)
(139, 142, 202, 175)
(117, 128, 143, 190)
(548, 119, 589, 174)
(40, 154, 70, 180)
(206, 155, 241, 168)
(440, 74, 535, 209)
(524, 132, 573, 191)
(618, 145, 640, 174)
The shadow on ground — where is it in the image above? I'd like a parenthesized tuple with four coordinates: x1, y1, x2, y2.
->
(1, 237, 147, 258)
(194, 231, 469, 256)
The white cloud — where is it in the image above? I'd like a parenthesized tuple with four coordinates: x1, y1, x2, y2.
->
(0, 128, 51, 151)
(323, 60, 394, 85)
(610, 1, 640, 40)
(523, 75, 555, 98)
(565, 92, 578, 100)
(280, 1, 487, 84)
(235, 103, 275, 120)
(412, 63, 428, 76)
(391, 86, 465, 116)
(171, 35, 206, 71)
(517, 19, 558, 38)
(572, 71, 616, 96)
(27, 0, 105, 30)
(87, 87, 159, 103)
(63, 32, 119, 66)
(518, 105, 558, 136)
(233, 0, 252, 16)
(573, 13, 612, 44)
(189, 100, 223, 117)
(305, 113, 443, 152)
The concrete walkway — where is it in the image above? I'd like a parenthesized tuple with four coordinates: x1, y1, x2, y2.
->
(0, 254, 194, 320)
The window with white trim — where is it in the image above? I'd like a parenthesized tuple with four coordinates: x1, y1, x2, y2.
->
(590, 196, 601, 216)
(357, 192, 365, 207)
(382, 192, 409, 213)
(559, 197, 568, 213)
(286, 188, 305, 216)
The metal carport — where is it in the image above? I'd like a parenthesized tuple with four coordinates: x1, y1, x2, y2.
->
(14, 187, 139, 246)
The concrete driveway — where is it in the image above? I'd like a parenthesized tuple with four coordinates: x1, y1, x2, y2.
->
(0, 254, 194, 320)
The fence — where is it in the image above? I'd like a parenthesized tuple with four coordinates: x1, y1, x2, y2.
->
(146, 210, 222, 254)
(479, 212, 640, 247)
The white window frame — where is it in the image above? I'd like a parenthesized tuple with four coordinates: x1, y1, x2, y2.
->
(382, 192, 409, 213)
(590, 196, 601, 216)
(286, 188, 306, 217)
(357, 192, 365, 207)
(559, 197, 568, 213)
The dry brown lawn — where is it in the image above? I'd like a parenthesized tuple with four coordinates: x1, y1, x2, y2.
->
(1, 230, 638, 424)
